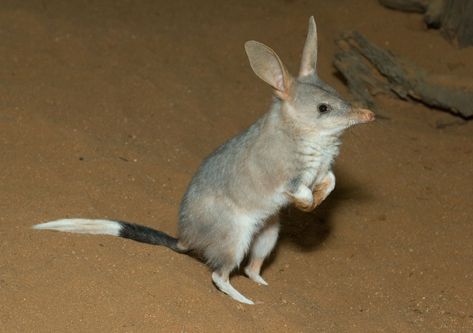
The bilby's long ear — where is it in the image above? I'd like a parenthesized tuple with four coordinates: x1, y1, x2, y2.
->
(299, 16, 318, 77)
(245, 40, 293, 99)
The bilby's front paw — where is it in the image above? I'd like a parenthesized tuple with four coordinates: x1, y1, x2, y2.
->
(294, 200, 315, 212)
(309, 185, 327, 210)
(310, 172, 336, 210)
(286, 185, 314, 212)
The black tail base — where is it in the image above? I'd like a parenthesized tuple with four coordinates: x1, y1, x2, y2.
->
(118, 222, 187, 254)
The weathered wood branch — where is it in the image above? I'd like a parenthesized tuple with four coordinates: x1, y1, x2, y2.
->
(441, 1, 473, 47)
(379, 0, 473, 47)
(334, 31, 473, 118)
(378, 0, 429, 13)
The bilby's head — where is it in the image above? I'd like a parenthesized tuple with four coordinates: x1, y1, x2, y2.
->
(245, 16, 374, 135)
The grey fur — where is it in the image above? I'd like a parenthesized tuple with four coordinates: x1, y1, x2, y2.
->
(177, 17, 374, 303)
(34, 17, 374, 304)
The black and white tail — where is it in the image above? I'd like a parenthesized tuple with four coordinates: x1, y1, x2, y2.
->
(33, 219, 187, 253)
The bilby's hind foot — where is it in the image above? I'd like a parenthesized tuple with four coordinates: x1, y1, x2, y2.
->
(211, 272, 254, 305)
(244, 266, 268, 286)
(244, 220, 279, 286)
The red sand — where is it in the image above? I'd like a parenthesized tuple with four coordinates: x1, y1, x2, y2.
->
(1, 1, 472, 331)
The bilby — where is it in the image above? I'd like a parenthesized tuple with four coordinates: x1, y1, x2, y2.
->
(34, 17, 374, 304)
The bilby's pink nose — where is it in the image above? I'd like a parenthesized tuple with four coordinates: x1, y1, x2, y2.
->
(352, 108, 375, 123)
(363, 110, 375, 122)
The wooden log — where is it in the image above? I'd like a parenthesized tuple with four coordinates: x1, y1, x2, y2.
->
(379, 0, 473, 47)
(424, 0, 445, 28)
(335, 31, 473, 118)
(333, 41, 394, 111)
(378, 0, 429, 13)
(441, 0, 473, 47)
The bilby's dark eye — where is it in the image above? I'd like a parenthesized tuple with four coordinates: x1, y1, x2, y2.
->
(318, 103, 330, 113)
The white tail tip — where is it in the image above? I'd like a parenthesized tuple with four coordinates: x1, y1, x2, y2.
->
(33, 219, 122, 236)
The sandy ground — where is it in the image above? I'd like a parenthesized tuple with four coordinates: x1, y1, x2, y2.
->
(1, 0, 473, 332)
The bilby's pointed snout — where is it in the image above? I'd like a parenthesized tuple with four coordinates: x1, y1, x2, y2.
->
(350, 107, 375, 124)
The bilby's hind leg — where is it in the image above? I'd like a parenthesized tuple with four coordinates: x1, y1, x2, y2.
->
(244, 219, 280, 286)
(209, 216, 259, 304)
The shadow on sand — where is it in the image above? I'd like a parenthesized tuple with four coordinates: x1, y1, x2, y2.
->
(255, 170, 373, 273)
